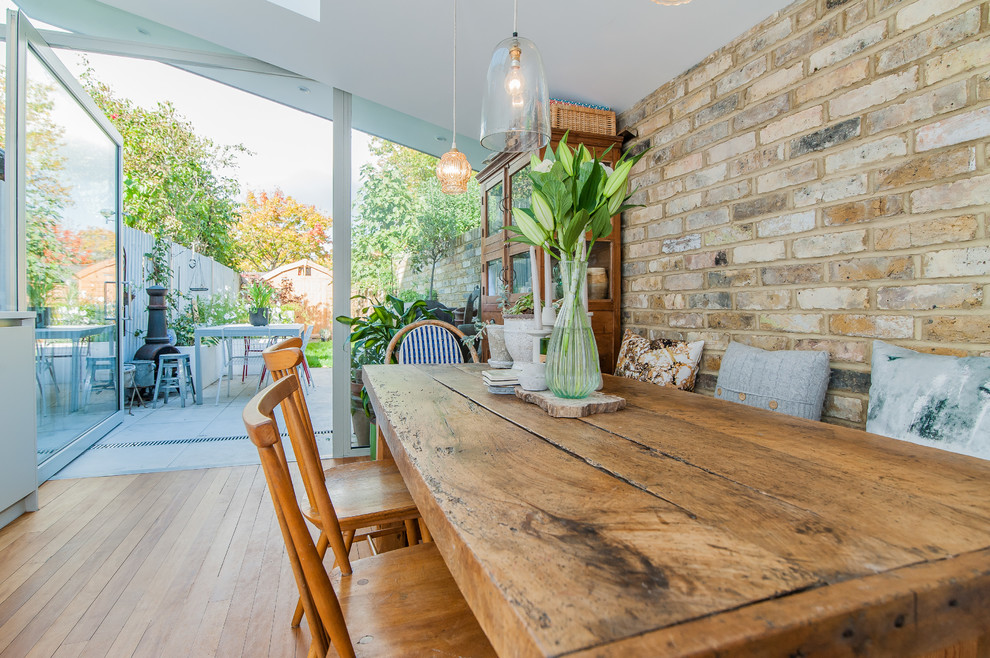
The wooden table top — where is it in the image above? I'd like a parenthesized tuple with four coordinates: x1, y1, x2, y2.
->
(363, 363, 990, 658)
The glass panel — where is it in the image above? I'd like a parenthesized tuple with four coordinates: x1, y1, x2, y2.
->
(27, 47, 120, 465)
(511, 251, 531, 294)
(510, 164, 532, 226)
(588, 241, 611, 300)
(486, 181, 503, 235)
(486, 257, 504, 298)
(0, 58, 9, 311)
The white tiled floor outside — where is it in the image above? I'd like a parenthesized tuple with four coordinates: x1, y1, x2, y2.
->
(52, 365, 334, 479)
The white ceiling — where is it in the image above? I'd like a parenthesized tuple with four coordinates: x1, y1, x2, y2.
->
(19, 0, 795, 167)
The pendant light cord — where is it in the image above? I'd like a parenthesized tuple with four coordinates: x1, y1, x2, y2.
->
(452, 0, 457, 148)
(513, 0, 518, 36)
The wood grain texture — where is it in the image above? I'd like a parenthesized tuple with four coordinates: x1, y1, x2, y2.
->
(514, 387, 626, 418)
(363, 363, 990, 658)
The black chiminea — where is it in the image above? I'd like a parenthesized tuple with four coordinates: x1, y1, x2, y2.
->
(133, 285, 180, 365)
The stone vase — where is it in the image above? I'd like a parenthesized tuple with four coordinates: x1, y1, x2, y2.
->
(502, 314, 535, 367)
(486, 324, 513, 367)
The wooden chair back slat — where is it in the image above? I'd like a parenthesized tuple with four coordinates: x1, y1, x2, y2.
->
(384, 319, 479, 366)
(242, 375, 354, 658)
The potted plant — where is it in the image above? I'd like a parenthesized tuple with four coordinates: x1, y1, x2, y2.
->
(246, 281, 275, 326)
(501, 292, 536, 365)
(509, 132, 647, 398)
(337, 295, 437, 453)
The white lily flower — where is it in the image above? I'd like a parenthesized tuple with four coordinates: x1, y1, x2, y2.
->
(600, 163, 614, 176)
(533, 159, 553, 174)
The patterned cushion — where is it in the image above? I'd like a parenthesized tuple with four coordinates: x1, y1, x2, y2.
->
(614, 330, 703, 391)
(867, 341, 990, 459)
(714, 342, 830, 420)
(397, 324, 465, 365)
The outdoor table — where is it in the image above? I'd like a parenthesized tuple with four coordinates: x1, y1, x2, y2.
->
(192, 323, 303, 404)
(363, 362, 990, 657)
(36, 324, 114, 412)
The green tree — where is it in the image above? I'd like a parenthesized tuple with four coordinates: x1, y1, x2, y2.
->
(80, 67, 247, 267)
(409, 179, 480, 298)
(233, 188, 332, 272)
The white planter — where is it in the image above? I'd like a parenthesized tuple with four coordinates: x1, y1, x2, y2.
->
(177, 344, 222, 388)
(502, 315, 535, 368)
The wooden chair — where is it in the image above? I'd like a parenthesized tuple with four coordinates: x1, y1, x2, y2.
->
(243, 374, 495, 658)
(261, 339, 421, 628)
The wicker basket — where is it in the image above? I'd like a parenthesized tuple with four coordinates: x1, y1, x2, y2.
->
(550, 102, 616, 136)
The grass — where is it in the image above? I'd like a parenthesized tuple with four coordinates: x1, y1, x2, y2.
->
(305, 339, 333, 368)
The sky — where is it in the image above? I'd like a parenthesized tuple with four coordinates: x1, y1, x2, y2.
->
(5, 0, 378, 217)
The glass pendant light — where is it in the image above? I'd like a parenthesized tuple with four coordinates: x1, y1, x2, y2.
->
(437, 0, 472, 195)
(479, 0, 550, 153)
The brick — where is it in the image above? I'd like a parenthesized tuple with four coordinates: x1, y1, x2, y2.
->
(736, 290, 790, 310)
(760, 313, 825, 333)
(716, 57, 768, 96)
(708, 313, 757, 330)
(844, 2, 869, 28)
(734, 241, 787, 264)
(666, 191, 703, 215)
(797, 287, 869, 310)
(684, 164, 727, 191)
(823, 195, 904, 226)
(669, 313, 705, 328)
(774, 16, 841, 66)
(686, 208, 730, 231)
(794, 59, 870, 106)
(739, 17, 794, 60)
(876, 146, 975, 190)
(830, 314, 913, 338)
(648, 256, 684, 272)
(636, 110, 673, 138)
(911, 173, 990, 212)
(707, 132, 757, 163)
(923, 316, 990, 343)
(732, 193, 788, 220)
(665, 272, 705, 291)
(925, 36, 990, 85)
(796, 4, 818, 27)
(734, 94, 789, 131)
(794, 338, 869, 363)
(684, 121, 731, 153)
(695, 96, 739, 128)
(923, 246, 990, 278)
(825, 395, 866, 423)
(629, 275, 664, 292)
(729, 145, 786, 177)
(647, 218, 684, 239)
(896, 0, 970, 31)
(830, 68, 918, 118)
(673, 88, 713, 120)
(627, 241, 661, 259)
(810, 22, 886, 72)
(687, 54, 733, 92)
(736, 335, 793, 351)
(794, 174, 868, 207)
(866, 81, 967, 135)
(622, 261, 648, 277)
(647, 180, 683, 204)
(793, 230, 867, 259)
(654, 293, 686, 310)
(757, 161, 819, 193)
(757, 210, 817, 238)
(761, 263, 825, 285)
(878, 283, 983, 310)
(874, 214, 978, 249)
(749, 63, 804, 102)
(831, 256, 914, 281)
(706, 180, 751, 206)
(828, 368, 871, 395)
(705, 224, 754, 246)
(790, 119, 861, 158)
(916, 105, 990, 152)
(825, 136, 907, 174)
(760, 106, 823, 144)
(662, 234, 702, 254)
(708, 269, 759, 288)
(665, 152, 704, 179)
(878, 8, 980, 73)
(653, 118, 692, 147)
(687, 291, 732, 309)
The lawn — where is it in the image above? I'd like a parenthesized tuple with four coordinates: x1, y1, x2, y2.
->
(305, 339, 332, 368)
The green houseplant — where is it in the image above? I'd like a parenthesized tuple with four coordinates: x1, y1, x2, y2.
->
(246, 281, 275, 326)
(509, 133, 647, 398)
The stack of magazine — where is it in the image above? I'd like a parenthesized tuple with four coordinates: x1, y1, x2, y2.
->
(483, 370, 518, 394)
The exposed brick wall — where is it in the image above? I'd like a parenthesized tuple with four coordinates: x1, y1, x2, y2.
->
(618, 0, 990, 428)
(395, 227, 482, 309)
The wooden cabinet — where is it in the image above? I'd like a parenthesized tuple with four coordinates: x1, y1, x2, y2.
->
(477, 129, 624, 374)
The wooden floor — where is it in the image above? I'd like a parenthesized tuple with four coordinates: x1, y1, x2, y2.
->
(0, 461, 372, 658)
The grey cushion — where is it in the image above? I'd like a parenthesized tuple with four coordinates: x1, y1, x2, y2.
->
(714, 342, 830, 420)
(867, 341, 990, 459)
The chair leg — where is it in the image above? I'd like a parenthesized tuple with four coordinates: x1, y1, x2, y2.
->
(418, 518, 433, 543)
(151, 362, 165, 409)
(302, 360, 313, 388)
(177, 364, 187, 408)
(291, 529, 331, 628)
(404, 519, 419, 546)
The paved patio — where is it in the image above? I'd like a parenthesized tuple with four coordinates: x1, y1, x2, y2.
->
(53, 366, 336, 479)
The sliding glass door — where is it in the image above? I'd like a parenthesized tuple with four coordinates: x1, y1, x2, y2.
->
(6, 11, 124, 480)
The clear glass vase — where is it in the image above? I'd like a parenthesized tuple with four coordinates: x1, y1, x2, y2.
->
(546, 259, 601, 399)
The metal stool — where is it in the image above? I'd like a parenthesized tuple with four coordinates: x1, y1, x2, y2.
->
(83, 356, 116, 407)
(123, 363, 145, 414)
(152, 353, 196, 408)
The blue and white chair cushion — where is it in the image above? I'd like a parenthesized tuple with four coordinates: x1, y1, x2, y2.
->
(397, 324, 465, 365)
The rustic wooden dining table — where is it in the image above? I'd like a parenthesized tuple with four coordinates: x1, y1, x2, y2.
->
(363, 362, 990, 658)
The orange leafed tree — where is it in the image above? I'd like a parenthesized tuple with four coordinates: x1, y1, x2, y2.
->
(233, 188, 332, 272)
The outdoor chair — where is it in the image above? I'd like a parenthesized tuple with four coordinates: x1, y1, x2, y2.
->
(216, 328, 254, 404)
(242, 374, 495, 658)
(261, 325, 315, 391)
(260, 341, 422, 629)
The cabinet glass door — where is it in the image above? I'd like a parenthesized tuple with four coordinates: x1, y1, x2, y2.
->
(509, 164, 532, 227)
(485, 181, 503, 236)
